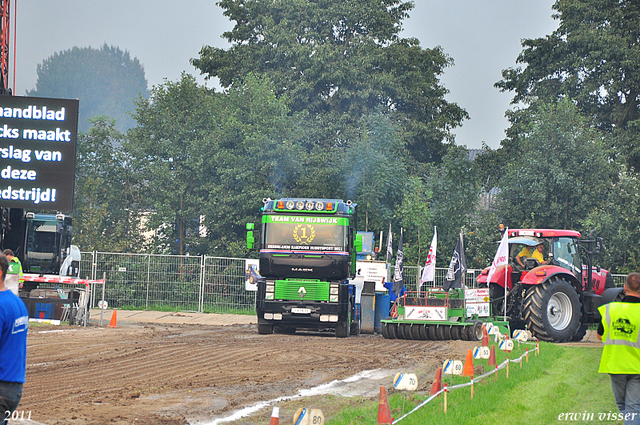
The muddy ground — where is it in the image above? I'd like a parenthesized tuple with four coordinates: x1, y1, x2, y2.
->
(15, 321, 483, 425)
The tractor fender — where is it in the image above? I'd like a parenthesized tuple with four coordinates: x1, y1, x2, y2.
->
(476, 264, 514, 289)
(520, 265, 582, 291)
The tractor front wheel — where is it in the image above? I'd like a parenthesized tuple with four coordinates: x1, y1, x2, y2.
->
(523, 278, 581, 343)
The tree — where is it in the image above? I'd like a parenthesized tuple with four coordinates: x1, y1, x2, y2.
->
(341, 113, 405, 232)
(126, 74, 219, 255)
(496, 101, 615, 230)
(584, 170, 640, 273)
(427, 146, 480, 262)
(496, 0, 640, 169)
(29, 44, 149, 132)
(201, 73, 309, 256)
(191, 0, 467, 165)
(73, 117, 144, 252)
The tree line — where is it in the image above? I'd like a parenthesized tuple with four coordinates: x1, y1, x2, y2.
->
(66, 0, 639, 273)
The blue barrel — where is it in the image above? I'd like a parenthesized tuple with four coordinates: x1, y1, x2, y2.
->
(374, 293, 390, 332)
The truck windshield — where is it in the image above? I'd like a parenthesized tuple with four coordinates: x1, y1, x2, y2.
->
(28, 221, 59, 254)
(551, 237, 582, 276)
(263, 215, 348, 251)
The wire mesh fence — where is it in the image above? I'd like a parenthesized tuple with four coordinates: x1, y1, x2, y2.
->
(71, 251, 628, 314)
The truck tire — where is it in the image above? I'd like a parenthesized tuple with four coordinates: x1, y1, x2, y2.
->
(523, 278, 581, 342)
(335, 320, 349, 337)
(258, 324, 273, 334)
(335, 305, 351, 338)
(350, 318, 361, 336)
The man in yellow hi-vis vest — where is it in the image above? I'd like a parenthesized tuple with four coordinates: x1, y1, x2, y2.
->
(598, 272, 640, 425)
(2, 250, 23, 297)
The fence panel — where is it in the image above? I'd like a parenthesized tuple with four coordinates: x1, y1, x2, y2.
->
(392, 266, 483, 292)
(201, 256, 255, 313)
(75, 251, 627, 314)
(79, 252, 201, 310)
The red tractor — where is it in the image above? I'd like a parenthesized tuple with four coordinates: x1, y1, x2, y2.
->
(477, 229, 615, 343)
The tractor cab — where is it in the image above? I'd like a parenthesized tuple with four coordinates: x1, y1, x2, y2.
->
(509, 235, 582, 277)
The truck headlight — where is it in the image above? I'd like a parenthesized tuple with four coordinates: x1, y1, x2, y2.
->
(330, 287, 339, 295)
(330, 295, 339, 302)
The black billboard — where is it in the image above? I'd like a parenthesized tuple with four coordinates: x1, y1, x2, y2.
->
(0, 95, 79, 212)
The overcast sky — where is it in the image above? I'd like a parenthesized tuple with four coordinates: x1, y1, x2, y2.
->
(12, 0, 558, 149)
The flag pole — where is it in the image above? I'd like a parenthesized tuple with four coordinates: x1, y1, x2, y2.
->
(504, 228, 508, 322)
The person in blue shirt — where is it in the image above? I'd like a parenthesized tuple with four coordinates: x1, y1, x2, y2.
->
(382, 277, 406, 317)
(0, 252, 28, 424)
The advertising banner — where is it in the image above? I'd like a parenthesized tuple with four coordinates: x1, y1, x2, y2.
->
(0, 96, 79, 211)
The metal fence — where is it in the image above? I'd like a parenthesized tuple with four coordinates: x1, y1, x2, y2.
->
(52, 251, 626, 314)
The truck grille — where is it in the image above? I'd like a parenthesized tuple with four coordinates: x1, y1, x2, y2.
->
(274, 280, 330, 301)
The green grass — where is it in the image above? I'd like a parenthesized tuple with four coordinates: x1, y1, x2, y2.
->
(326, 342, 618, 425)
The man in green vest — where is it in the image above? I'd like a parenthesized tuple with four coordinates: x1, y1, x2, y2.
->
(2, 250, 23, 297)
(598, 272, 640, 425)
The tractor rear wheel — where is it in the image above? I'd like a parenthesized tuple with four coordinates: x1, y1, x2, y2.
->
(571, 323, 589, 342)
(523, 278, 581, 343)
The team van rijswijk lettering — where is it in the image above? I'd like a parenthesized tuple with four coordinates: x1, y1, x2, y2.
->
(0, 104, 71, 141)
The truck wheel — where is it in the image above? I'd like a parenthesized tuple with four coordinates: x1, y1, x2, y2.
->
(335, 320, 349, 338)
(350, 319, 361, 336)
(69, 306, 77, 325)
(258, 324, 273, 334)
(335, 306, 351, 338)
(523, 278, 581, 343)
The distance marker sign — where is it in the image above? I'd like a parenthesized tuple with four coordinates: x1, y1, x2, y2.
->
(0, 95, 79, 211)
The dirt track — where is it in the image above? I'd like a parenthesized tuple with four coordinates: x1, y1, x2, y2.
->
(16, 321, 478, 425)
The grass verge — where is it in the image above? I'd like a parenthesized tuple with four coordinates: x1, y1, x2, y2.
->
(326, 342, 618, 425)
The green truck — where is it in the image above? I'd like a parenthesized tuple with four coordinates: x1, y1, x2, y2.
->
(247, 198, 362, 337)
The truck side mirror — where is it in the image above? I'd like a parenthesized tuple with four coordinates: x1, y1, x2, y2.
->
(246, 223, 255, 250)
(354, 233, 363, 253)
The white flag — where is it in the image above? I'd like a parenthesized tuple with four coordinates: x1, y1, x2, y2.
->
(385, 223, 393, 264)
(487, 230, 509, 283)
(420, 227, 437, 287)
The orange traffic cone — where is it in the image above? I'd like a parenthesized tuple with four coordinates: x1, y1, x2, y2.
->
(269, 406, 279, 425)
(377, 386, 393, 425)
(107, 309, 118, 328)
(430, 367, 442, 396)
(487, 345, 496, 366)
(462, 349, 474, 377)
(482, 326, 489, 347)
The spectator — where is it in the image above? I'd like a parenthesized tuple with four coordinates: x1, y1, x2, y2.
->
(597, 272, 640, 425)
(0, 252, 28, 424)
(2, 249, 23, 296)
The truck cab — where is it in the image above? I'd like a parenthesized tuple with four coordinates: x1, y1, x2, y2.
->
(248, 198, 362, 337)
